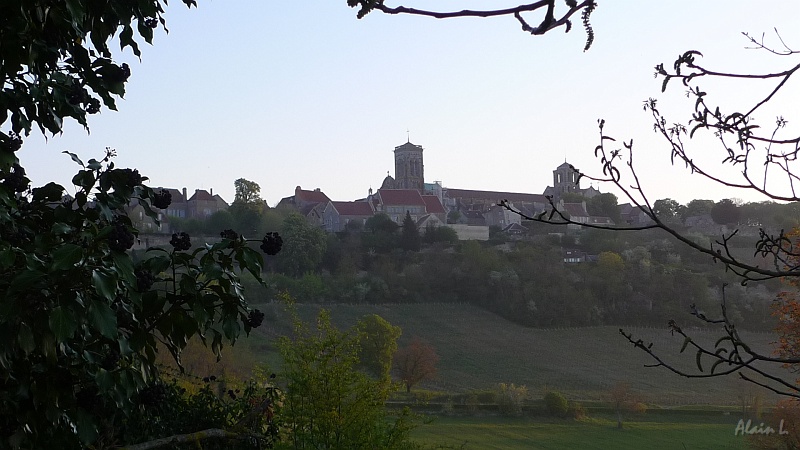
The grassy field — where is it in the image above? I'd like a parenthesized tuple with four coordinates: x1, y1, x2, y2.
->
(237, 302, 782, 406)
(410, 415, 750, 450)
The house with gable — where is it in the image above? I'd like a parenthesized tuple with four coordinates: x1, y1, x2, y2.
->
(277, 186, 332, 228)
(187, 188, 227, 219)
(322, 200, 375, 232)
(370, 188, 447, 225)
(373, 189, 427, 223)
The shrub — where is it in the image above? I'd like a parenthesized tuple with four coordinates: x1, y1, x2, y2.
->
(497, 383, 528, 416)
(544, 391, 569, 417)
(568, 401, 587, 420)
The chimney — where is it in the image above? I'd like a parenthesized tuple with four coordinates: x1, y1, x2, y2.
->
(210, 188, 213, 196)
(182, 187, 187, 200)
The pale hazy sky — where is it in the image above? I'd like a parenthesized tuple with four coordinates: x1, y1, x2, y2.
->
(16, 1, 800, 207)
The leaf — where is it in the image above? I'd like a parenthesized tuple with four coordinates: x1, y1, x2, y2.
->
(17, 323, 35, 354)
(74, 409, 98, 445)
(92, 268, 117, 301)
(89, 299, 118, 339)
(62, 150, 84, 167)
(51, 244, 83, 271)
(49, 307, 78, 341)
(111, 252, 135, 286)
(680, 336, 692, 353)
(0, 248, 14, 268)
(695, 350, 703, 372)
(9, 269, 45, 293)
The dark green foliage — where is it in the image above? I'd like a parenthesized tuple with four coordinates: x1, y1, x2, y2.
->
(120, 378, 280, 449)
(544, 391, 569, 417)
(423, 224, 458, 245)
(400, 211, 421, 252)
(653, 198, 680, 221)
(277, 213, 327, 276)
(587, 192, 621, 223)
(363, 213, 399, 253)
(710, 198, 741, 225)
(0, 151, 272, 448)
(0, 0, 191, 137)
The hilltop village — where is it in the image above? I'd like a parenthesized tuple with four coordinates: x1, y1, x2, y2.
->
(133, 140, 654, 240)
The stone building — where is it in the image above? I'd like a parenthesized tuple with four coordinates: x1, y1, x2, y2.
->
(382, 140, 425, 190)
(542, 162, 600, 201)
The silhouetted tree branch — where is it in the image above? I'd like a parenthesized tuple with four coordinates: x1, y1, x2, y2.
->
(348, 0, 597, 51)
(501, 30, 800, 397)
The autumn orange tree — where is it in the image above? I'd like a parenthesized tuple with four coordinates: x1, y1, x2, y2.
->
(393, 337, 439, 393)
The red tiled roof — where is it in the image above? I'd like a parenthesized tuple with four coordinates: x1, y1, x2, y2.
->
(562, 203, 589, 217)
(444, 188, 547, 204)
(296, 188, 330, 203)
(377, 189, 426, 206)
(421, 195, 445, 214)
(189, 189, 214, 202)
(332, 201, 373, 216)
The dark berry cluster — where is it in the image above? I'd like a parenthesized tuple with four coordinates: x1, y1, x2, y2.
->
(170, 232, 191, 251)
(144, 17, 158, 28)
(260, 232, 282, 255)
(152, 189, 172, 209)
(121, 63, 131, 81)
(101, 349, 120, 370)
(227, 389, 239, 400)
(1, 131, 23, 153)
(116, 168, 143, 189)
(135, 268, 155, 292)
(1, 164, 29, 193)
(220, 229, 238, 241)
(108, 220, 135, 252)
(66, 82, 89, 106)
(202, 375, 218, 383)
(247, 309, 265, 328)
(86, 98, 101, 114)
(137, 383, 168, 407)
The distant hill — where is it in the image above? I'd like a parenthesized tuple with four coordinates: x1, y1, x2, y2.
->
(242, 302, 783, 406)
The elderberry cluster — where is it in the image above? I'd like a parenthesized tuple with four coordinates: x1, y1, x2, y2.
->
(1, 164, 29, 193)
(152, 189, 172, 209)
(170, 232, 191, 251)
(116, 168, 143, 190)
(260, 232, 282, 255)
(220, 229, 238, 241)
(86, 98, 101, 114)
(135, 268, 155, 292)
(101, 349, 120, 370)
(144, 17, 158, 28)
(247, 309, 265, 328)
(108, 219, 135, 252)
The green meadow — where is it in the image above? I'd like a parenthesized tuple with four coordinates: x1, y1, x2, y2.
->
(216, 302, 785, 448)
(410, 415, 749, 450)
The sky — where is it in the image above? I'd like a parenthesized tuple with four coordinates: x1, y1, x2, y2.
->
(15, 1, 800, 207)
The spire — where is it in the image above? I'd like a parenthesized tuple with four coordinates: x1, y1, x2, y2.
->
(406, 128, 410, 143)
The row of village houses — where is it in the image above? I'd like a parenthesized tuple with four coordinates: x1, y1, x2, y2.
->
(129, 184, 653, 240)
